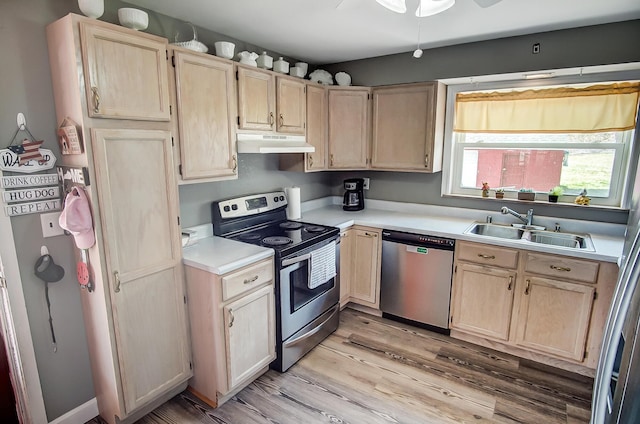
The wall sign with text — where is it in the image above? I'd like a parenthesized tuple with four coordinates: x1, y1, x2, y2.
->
(1, 173, 62, 217)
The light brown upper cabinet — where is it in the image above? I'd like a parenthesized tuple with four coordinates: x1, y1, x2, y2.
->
(171, 49, 237, 182)
(371, 82, 446, 172)
(237, 66, 306, 134)
(276, 77, 306, 134)
(304, 83, 327, 170)
(237, 66, 275, 131)
(79, 21, 170, 121)
(328, 87, 371, 169)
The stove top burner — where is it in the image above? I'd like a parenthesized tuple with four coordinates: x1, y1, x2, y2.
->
(262, 236, 293, 246)
(280, 222, 303, 230)
(238, 233, 262, 241)
(304, 225, 326, 233)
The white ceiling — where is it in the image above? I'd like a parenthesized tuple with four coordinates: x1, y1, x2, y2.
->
(127, 0, 640, 64)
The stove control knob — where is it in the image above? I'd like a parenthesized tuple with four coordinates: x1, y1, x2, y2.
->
(231, 204, 238, 211)
(223, 205, 230, 212)
(274, 196, 279, 202)
(279, 195, 285, 201)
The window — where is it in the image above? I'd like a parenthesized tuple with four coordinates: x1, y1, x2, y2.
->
(442, 77, 640, 207)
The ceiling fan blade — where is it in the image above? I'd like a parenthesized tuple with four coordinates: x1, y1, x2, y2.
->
(473, 0, 503, 8)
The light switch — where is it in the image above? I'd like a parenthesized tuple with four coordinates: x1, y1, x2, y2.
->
(40, 212, 65, 238)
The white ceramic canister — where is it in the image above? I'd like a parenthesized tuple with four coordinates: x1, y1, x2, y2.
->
(295, 62, 308, 77)
(78, 0, 104, 19)
(273, 57, 289, 74)
(257, 51, 273, 69)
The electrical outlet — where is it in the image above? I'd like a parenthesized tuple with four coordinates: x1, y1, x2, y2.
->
(363, 178, 370, 190)
(532, 43, 540, 54)
(40, 212, 64, 238)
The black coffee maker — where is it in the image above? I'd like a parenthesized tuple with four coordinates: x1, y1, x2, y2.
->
(343, 178, 365, 211)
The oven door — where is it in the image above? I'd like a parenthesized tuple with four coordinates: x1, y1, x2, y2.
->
(279, 237, 340, 341)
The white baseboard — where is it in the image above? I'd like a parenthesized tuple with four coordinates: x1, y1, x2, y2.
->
(49, 398, 98, 424)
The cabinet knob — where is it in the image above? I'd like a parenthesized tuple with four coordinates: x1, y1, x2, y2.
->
(114, 271, 121, 293)
(550, 265, 571, 272)
(232, 155, 238, 173)
(269, 112, 274, 126)
(279, 113, 284, 127)
(524, 279, 531, 295)
(228, 309, 235, 327)
(91, 86, 100, 113)
(308, 155, 314, 168)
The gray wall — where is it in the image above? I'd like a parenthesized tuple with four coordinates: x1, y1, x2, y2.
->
(1, 0, 95, 421)
(324, 20, 640, 225)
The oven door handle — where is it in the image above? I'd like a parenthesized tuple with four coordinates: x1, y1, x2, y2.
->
(282, 305, 338, 348)
(281, 253, 311, 267)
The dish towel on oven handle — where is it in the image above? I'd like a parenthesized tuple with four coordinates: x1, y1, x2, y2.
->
(308, 241, 336, 289)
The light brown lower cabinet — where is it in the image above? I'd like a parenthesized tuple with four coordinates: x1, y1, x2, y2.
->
(338, 228, 353, 308)
(346, 226, 382, 309)
(184, 258, 276, 407)
(451, 241, 617, 373)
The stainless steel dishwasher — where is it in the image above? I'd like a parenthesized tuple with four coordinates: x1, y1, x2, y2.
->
(380, 229, 455, 333)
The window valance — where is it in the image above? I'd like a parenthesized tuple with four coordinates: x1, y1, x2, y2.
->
(454, 82, 640, 133)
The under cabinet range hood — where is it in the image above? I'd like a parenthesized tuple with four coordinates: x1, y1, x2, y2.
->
(236, 133, 315, 154)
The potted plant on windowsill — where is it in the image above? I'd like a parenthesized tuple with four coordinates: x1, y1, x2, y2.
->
(548, 186, 563, 203)
(495, 188, 505, 199)
(517, 188, 535, 201)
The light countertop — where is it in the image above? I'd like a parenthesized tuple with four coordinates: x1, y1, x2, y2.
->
(182, 235, 273, 275)
(182, 197, 626, 274)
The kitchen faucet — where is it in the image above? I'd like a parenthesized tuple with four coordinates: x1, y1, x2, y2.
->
(501, 206, 534, 226)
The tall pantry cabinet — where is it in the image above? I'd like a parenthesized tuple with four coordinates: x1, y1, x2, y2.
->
(46, 14, 191, 423)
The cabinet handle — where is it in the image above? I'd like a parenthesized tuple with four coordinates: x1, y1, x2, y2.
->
(425, 153, 429, 167)
(340, 232, 348, 238)
(114, 271, 121, 293)
(91, 86, 100, 113)
(243, 275, 259, 284)
(279, 113, 284, 126)
(232, 154, 238, 173)
(477, 253, 496, 260)
(308, 155, 314, 168)
(507, 276, 513, 291)
(269, 112, 274, 126)
(330, 154, 334, 166)
(550, 265, 571, 272)
(524, 279, 531, 295)
(364, 232, 377, 238)
(228, 309, 234, 327)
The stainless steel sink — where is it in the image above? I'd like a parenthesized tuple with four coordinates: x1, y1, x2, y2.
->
(466, 223, 524, 240)
(528, 230, 594, 250)
(464, 223, 595, 250)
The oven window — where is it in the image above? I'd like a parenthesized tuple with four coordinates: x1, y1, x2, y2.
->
(288, 261, 335, 313)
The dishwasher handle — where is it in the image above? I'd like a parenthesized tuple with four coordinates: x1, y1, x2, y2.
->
(382, 229, 455, 251)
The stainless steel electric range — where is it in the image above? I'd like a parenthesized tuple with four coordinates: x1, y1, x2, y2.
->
(211, 191, 340, 372)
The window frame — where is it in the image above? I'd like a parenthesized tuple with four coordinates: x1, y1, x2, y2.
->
(441, 70, 640, 209)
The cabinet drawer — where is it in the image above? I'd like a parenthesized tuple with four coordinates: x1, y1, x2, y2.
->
(222, 259, 274, 301)
(524, 253, 599, 284)
(457, 241, 519, 269)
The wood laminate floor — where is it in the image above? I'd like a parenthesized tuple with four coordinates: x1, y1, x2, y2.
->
(88, 308, 593, 424)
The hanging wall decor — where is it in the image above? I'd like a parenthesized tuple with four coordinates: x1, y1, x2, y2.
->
(57, 117, 83, 155)
(1, 115, 57, 173)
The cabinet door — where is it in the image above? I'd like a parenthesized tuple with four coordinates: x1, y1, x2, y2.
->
(237, 67, 275, 131)
(305, 84, 327, 171)
(174, 51, 237, 180)
(350, 228, 381, 307)
(328, 89, 370, 169)
(515, 276, 595, 361)
(339, 229, 353, 307)
(92, 129, 191, 413)
(276, 77, 306, 134)
(223, 285, 276, 391)
(371, 83, 440, 171)
(451, 262, 516, 341)
(80, 23, 170, 121)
